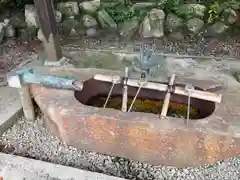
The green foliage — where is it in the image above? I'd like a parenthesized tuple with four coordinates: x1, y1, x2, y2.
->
(1, 0, 240, 27)
(101, 0, 162, 23)
(101, 0, 135, 23)
(164, 0, 184, 13)
(99, 0, 240, 26)
(207, 2, 221, 23)
(206, 0, 240, 23)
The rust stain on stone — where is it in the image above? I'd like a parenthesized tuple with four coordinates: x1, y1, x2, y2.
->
(221, 136, 232, 154)
(87, 116, 118, 146)
(127, 124, 158, 154)
(204, 135, 221, 163)
(173, 131, 198, 165)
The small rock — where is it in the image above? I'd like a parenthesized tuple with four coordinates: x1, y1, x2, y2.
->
(25, 5, 62, 28)
(0, 23, 4, 43)
(25, 4, 38, 28)
(208, 22, 228, 35)
(3, 18, 9, 26)
(139, 17, 151, 37)
(187, 18, 204, 34)
(224, 9, 238, 24)
(176, 4, 206, 19)
(97, 9, 117, 29)
(4, 25, 15, 38)
(60, 19, 84, 36)
(168, 31, 184, 41)
(177, 171, 184, 177)
(37, 29, 44, 42)
(3, 19, 16, 38)
(57, 1, 79, 17)
(183, 169, 189, 174)
(82, 15, 97, 28)
(139, 8, 165, 38)
(119, 18, 139, 37)
(86, 28, 97, 37)
(165, 13, 184, 32)
(55, 10, 62, 23)
(9, 12, 26, 29)
(69, 28, 77, 36)
(79, 0, 100, 14)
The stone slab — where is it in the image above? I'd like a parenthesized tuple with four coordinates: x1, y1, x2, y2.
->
(0, 87, 22, 135)
(0, 153, 126, 180)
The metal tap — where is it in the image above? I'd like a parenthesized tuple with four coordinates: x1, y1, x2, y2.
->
(132, 43, 161, 77)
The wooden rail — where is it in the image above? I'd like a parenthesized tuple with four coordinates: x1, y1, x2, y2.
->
(94, 74, 222, 104)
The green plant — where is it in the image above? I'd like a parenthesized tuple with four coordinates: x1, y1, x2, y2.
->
(206, 0, 240, 24)
(207, 2, 221, 23)
(164, 0, 184, 13)
(101, 0, 135, 23)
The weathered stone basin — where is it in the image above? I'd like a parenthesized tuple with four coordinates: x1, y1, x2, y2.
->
(75, 78, 215, 120)
(30, 67, 240, 167)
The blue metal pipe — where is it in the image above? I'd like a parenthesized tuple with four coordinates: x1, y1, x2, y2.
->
(19, 68, 83, 91)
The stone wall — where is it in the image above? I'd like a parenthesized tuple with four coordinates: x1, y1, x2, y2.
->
(0, 0, 240, 44)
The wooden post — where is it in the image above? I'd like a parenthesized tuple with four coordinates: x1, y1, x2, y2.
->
(19, 86, 35, 121)
(33, 0, 62, 62)
(121, 67, 128, 112)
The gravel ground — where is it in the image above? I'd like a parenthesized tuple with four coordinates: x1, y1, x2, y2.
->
(61, 33, 240, 58)
(0, 33, 240, 74)
(0, 114, 239, 180)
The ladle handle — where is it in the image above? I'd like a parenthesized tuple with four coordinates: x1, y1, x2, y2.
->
(160, 92, 171, 117)
(93, 74, 222, 103)
(160, 74, 176, 117)
(122, 67, 128, 112)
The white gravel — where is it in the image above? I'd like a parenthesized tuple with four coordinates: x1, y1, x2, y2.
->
(0, 114, 240, 180)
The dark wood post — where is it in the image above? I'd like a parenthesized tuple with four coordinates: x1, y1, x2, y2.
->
(33, 0, 62, 62)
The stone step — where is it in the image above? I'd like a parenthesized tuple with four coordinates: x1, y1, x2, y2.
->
(0, 153, 126, 180)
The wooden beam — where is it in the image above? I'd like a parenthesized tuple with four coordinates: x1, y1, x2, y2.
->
(33, 0, 62, 62)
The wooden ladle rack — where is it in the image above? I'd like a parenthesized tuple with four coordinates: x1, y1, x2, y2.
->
(93, 72, 222, 119)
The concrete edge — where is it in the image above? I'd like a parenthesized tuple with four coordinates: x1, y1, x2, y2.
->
(0, 86, 24, 135)
(43, 57, 70, 67)
(0, 108, 23, 136)
(0, 153, 126, 180)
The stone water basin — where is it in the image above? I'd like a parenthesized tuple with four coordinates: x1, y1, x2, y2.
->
(30, 66, 240, 167)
